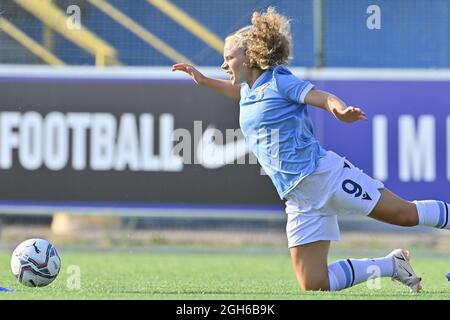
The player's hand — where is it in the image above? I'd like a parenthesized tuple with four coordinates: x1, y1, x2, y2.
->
(172, 63, 205, 85)
(332, 106, 368, 123)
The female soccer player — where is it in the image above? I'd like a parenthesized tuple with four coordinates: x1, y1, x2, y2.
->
(172, 7, 448, 293)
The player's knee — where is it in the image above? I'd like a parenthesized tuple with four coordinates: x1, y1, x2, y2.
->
(298, 277, 330, 291)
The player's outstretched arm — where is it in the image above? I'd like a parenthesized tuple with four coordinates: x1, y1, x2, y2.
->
(172, 63, 241, 101)
(304, 89, 368, 123)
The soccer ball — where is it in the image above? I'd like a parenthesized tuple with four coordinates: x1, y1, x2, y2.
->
(11, 238, 61, 287)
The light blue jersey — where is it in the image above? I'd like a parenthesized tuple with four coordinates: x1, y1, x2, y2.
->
(239, 65, 327, 199)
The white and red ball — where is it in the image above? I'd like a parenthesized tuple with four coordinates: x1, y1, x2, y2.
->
(11, 238, 61, 287)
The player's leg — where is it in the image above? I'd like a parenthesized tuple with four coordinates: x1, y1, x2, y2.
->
(331, 155, 449, 230)
(286, 210, 339, 291)
(331, 152, 450, 230)
(290, 240, 330, 291)
(286, 151, 419, 292)
(286, 211, 397, 292)
(327, 253, 396, 292)
(290, 239, 398, 292)
(368, 188, 418, 226)
(324, 154, 422, 292)
(369, 188, 450, 230)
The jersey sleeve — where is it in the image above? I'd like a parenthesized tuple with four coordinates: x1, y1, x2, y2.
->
(274, 65, 315, 104)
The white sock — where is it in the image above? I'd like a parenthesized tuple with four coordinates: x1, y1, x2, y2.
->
(328, 257, 394, 291)
(415, 200, 450, 229)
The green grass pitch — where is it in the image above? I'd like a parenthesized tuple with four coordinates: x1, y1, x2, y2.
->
(0, 247, 449, 299)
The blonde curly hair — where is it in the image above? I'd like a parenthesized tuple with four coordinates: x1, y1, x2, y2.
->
(225, 7, 292, 70)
